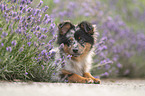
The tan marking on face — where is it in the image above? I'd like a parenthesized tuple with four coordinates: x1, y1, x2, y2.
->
(63, 43, 92, 62)
(63, 44, 70, 55)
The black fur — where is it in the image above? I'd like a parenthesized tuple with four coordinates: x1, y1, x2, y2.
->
(57, 21, 94, 47)
(74, 29, 94, 46)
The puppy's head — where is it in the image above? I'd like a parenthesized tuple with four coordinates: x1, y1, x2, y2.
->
(58, 21, 95, 61)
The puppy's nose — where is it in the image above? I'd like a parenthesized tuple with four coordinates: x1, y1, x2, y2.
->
(73, 49, 78, 53)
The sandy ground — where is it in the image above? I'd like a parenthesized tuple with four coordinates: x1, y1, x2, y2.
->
(0, 79, 145, 96)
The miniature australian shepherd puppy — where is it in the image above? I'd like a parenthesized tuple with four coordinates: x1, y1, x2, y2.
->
(51, 21, 101, 84)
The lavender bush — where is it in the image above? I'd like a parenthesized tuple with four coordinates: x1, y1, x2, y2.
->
(0, 0, 58, 81)
(98, 0, 145, 77)
(102, 0, 145, 32)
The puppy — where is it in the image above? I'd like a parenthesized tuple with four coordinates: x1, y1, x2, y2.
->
(51, 21, 100, 84)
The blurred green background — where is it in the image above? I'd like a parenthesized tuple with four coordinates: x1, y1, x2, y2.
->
(40, 0, 145, 30)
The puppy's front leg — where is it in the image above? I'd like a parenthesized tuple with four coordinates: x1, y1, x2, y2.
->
(68, 73, 94, 83)
(61, 69, 93, 83)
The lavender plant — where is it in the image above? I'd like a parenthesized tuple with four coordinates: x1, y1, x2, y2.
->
(0, 0, 57, 81)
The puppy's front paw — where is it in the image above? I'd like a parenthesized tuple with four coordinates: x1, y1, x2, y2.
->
(83, 73, 101, 84)
(93, 78, 101, 84)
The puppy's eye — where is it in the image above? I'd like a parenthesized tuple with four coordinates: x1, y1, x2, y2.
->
(79, 39, 85, 47)
(67, 39, 72, 46)
(78, 37, 81, 40)
(79, 39, 84, 44)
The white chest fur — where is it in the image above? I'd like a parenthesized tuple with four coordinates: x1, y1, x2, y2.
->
(63, 50, 94, 76)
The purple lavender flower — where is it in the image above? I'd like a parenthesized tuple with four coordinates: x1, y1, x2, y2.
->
(105, 64, 111, 70)
(15, 29, 22, 34)
(49, 36, 57, 44)
(36, 26, 40, 31)
(43, 6, 49, 12)
(25, 72, 28, 75)
(84, 12, 90, 17)
(12, 11, 17, 17)
(19, 46, 24, 52)
(21, 6, 27, 13)
(20, 0, 26, 5)
(102, 45, 107, 50)
(112, 56, 118, 62)
(101, 72, 109, 77)
(55, 58, 62, 67)
(37, 0, 43, 8)
(49, 51, 56, 58)
(34, 32, 41, 38)
(14, 16, 20, 21)
(27, 7, 32, 13)
(1, 32, 8, 38)
(10, 0, 17, 3)
(44, 19, 51, 25)
(0, 43, 4, 47)
(41, 50, 47, 55)
(27, 15, 32, 22)
(6, 47, 12, 52)
(40, 42, 45, 46)
(53, 0, 60, 3)
(0, 28, 3, 31)
(43, 14, 50, 21)
(41, 28, 48, 33)
(27, 42, 31, 46)
(39, 35, 47, 40)
(31, 27, 35, 32)
(0, 4, 6, 12)
(61, 60, 66, 68)
(34, 9, 41, 16)
(3, 12, 8, 18)
(117, 63, 123, 68)
(26, 34, 32, 40)
(49, 23, 56, 29)
(67, 55, 72, 60)
(11, 40, 17, 46)
(45, 43, 53, 51)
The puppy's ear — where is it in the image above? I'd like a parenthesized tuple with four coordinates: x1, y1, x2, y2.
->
(58, 22, 73, 35)
(78, 21, 94, 35)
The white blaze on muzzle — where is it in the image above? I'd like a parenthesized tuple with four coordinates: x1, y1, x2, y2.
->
(66, 28, 80, 52)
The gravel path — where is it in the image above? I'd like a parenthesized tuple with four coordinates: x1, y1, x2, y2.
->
(0, 79, 145, 96)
